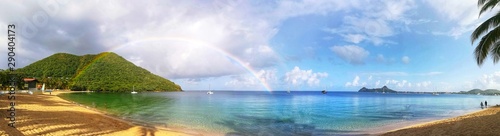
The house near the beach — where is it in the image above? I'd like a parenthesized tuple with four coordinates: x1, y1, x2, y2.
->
(23, 78, 38, 90)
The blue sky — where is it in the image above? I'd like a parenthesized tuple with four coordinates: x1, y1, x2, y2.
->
(1, 0, 500, 91)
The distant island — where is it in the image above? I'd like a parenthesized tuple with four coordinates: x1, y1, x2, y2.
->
(11, 52, 182, 92)
(358, 86, 397, 93)
(457, 89, 500, 95)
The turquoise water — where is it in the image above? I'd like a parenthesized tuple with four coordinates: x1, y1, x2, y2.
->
(60, 91, 499, 135)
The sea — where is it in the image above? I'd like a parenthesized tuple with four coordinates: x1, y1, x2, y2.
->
(59, 91, 499, 135)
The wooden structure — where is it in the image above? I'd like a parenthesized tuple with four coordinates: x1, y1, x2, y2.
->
(23, 78, 38, 90)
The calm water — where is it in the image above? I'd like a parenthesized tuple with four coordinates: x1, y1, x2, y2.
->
(60, 91, 499, 135)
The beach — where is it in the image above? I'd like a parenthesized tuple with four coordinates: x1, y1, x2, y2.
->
(383, 105, 500, 136)
(2, 91, 500, 136)
(0, 91, 197, 136)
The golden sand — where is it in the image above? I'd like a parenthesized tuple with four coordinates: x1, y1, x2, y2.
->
(383, 106, 500, 136)
(0, 91, 196, 136)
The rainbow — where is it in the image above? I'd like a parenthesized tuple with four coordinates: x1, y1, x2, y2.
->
(106, 37, 273, 91)
(73, 52, 111, 80)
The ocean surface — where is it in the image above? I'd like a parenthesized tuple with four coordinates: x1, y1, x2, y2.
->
(60, 91, 499, 135)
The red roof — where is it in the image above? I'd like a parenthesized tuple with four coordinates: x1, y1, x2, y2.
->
(23, 78, 37, 82)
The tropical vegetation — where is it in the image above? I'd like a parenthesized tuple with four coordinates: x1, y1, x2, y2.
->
(2, 52, 182, 92)
(471, 0, 500, 66)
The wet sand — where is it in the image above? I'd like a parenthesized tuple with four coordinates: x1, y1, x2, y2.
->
(382, 106, 500, 136)
(0, 91, 198, 136)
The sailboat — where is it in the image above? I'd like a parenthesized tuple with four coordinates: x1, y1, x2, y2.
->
(131, 86, 137, 94)
(432, 87, 439, 96)
(207, 84, 214, 95)
(41, 83, 46, 92)
(287, 85, 291, 94)
(321, 86, 327, 94)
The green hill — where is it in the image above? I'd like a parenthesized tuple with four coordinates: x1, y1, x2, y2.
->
(18, 53, 80, 78)
(17, 52, 182, 92)
(358, 86, 397, 93)
(458, 89, 500, 95)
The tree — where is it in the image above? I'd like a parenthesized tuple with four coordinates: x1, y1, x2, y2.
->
(471, 0, 500, 66)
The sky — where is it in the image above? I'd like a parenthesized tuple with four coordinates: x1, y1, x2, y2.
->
(1, 0, 500, 92)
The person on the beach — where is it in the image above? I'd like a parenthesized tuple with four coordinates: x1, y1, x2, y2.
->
(485, 101, 488, 107)
(481, 102, 484, 107)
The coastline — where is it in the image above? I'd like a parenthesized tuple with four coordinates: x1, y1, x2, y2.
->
(3, 90, 499, 135)
(0, 90, 208, 136)
(381, 105, 500, 136)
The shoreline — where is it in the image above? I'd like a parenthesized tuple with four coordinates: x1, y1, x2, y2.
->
(0, 90, 210, 136)
(362, 108, 484, 135)
(55, 91, 224, 135)
(3, 90, 499, 135)
(381, 105, 500, 136)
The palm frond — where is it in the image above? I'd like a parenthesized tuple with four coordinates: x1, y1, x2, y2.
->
(490, 41, 500, 63)
(479, 0, 500, 16)
(471, 10, 500, 44)
(479, 0, 489, 6)
(475, 26, 500, 66)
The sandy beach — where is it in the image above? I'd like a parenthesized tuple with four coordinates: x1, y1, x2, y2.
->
(383, 105, 500, 136)
(0, 91, 197, 136)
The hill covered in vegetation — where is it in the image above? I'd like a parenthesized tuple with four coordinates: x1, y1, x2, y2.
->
(16, 52, 182, 92)
(458, 89, 500, 95)
(358, 86, 397, 93)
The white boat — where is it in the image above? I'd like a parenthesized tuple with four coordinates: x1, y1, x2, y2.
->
(131, 86, 137, 94)
(207, 84, 213, 95)
(41, 83, 46, 92)
(287, 85, 290, 93)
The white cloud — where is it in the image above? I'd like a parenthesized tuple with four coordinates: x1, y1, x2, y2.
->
(473, 71, 500, 89)
(398, 80, 408, 87)
(324, 0, 416, 45)
(375, 80, 381, 87)
(425, 0, 488, 38)
(402, 56, 410, 64)
(342, 34, 365, 44)
(376, 54, 386, 63)
(424, 0, 477, 26)
(368, 75, 373, 80)
(225, 69, 278, 90)
(285, 66, 328, 87)
(330, 45, 370, 65)
(345, 76, 361, 87)
(381, 79, 432, 91)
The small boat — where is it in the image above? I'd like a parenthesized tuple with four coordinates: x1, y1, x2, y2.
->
(287, 85, 290, 94)
(207, 84, 213, 95)
(322, 90, 327, 94)
(432, 93, 439, 96)
(131, 86, 137, 94)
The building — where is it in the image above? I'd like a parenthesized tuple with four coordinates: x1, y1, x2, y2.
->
(23, 78, 38, 90)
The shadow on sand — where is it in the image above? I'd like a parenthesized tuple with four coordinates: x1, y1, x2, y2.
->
(0, 94, 160, 135)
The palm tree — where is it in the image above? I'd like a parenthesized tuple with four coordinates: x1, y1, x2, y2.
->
(471, 0, 500, 66)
